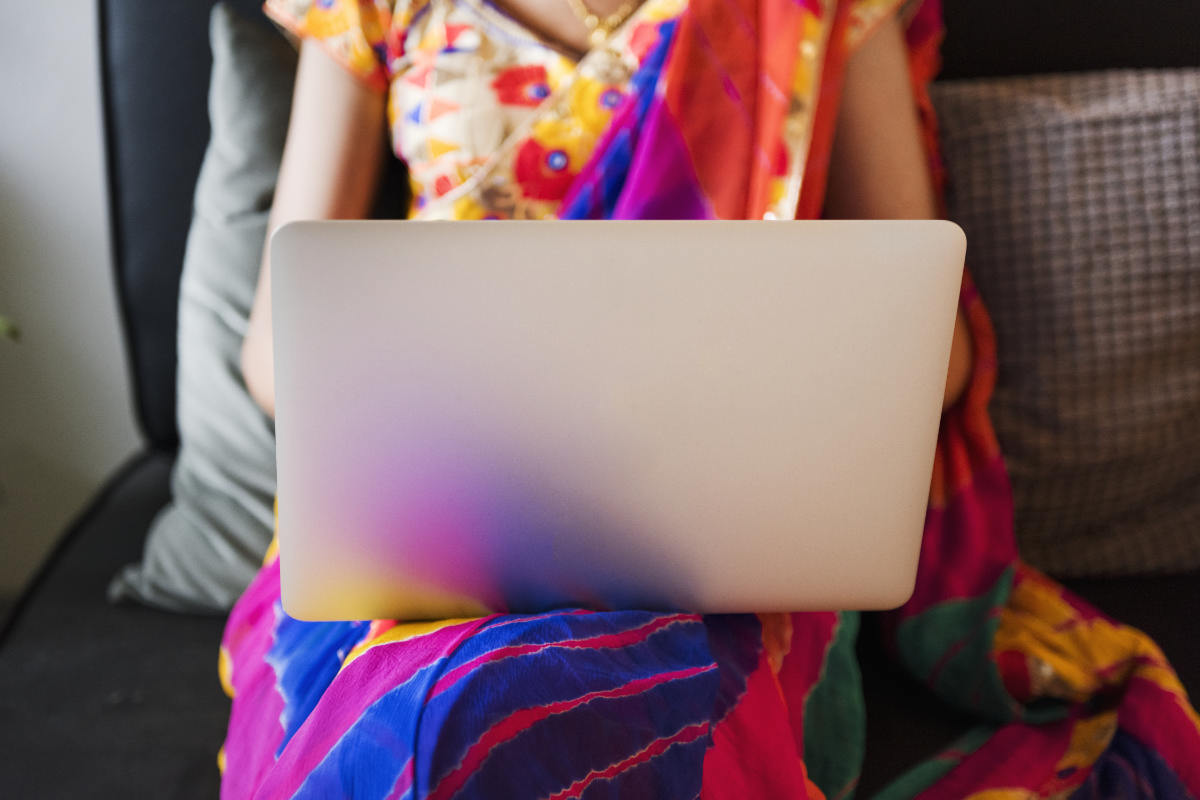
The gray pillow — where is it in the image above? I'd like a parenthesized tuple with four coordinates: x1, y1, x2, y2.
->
(108, 4, 295, 612)
(932, 69, 1200, 577)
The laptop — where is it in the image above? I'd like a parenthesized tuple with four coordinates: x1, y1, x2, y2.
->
(271, 220, 965, 621)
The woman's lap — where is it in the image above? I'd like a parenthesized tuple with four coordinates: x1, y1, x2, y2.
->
(218, 557, 830, 799)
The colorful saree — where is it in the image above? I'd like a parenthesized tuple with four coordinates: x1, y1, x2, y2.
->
(221, 0, 1200, 796)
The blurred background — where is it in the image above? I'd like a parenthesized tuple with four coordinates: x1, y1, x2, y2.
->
(0, 3, 141, 621)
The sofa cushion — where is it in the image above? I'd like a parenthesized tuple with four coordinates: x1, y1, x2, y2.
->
(0, 453, 226, 798)
(107, 5, 295, 613)
(932, 69, 1200, 576)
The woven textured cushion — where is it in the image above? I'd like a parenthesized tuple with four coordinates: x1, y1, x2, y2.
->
(932, 69, 1200, 576)
(108, 5, 294, 612)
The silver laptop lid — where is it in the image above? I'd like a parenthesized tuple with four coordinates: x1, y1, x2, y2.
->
(272, 220, 965, 621)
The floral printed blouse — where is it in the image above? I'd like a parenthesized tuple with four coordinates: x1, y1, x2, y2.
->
(265, 0, 694, 220)
(264, 0, 903, 221)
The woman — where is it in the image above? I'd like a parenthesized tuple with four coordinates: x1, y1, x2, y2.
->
(220, 0, 1200, 797)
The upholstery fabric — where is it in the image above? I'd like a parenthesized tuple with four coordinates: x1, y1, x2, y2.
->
(932, 69, 1200, 576)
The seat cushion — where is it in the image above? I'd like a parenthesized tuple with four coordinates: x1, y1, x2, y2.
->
(0, 453, 227, 798)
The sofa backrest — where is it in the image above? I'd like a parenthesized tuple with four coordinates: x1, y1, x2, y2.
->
(939, 0, 1198, 80)
(99, 0, 272, 450)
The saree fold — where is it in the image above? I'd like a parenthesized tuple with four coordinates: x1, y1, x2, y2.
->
(220, 0, 1200, 796)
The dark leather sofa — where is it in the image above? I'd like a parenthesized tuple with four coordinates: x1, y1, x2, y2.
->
(0, 1, 1195, 797)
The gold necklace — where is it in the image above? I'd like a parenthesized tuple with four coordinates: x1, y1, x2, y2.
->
(563, 0, 639, 47)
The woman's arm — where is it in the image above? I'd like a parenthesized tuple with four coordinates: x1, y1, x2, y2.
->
(241, 39, 388, 417)
(823, 14, 973, 411)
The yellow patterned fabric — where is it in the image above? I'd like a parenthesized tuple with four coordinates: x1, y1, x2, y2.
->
(265, 0, 891, 221)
